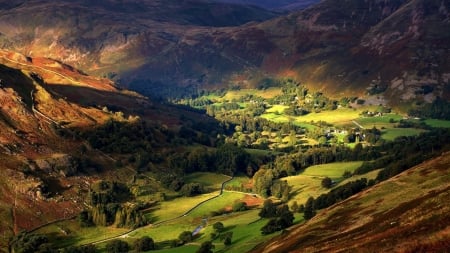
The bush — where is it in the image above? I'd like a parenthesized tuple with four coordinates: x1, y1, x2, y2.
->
(178, 231, 193, 244)
(106, 239, 129, 253)
(134, 236, 155, 252)
(196, 241, 215, 253)
(232, 201, 247, 212)
(212, 222, 225, 233)
(321, 177, 333, 188)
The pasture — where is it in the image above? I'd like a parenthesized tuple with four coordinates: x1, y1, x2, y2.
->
(184, 172, 231, 191)
(381, 128, 426, 141)
(302, 161, 364, 179)
(424, 119, 450, 128)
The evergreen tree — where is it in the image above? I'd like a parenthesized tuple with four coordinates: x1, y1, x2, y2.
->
(304, 197, 316, 220)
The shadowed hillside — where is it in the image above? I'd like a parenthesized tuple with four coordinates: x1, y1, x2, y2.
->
(0, 0, 448, 105)
(0, 50, 223, 251)
(252, 151, 450, 252)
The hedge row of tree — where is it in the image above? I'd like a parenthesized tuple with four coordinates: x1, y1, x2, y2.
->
(259, 200, 295, 234)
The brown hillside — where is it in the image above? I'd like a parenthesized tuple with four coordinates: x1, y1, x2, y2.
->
(1, 0, 448, 104)
(252, 151, 450, 253)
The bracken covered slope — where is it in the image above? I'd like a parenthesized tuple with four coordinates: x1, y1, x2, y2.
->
(252, 151, 450, 253)
(0, 0, 448, 104)
(0, 49, 154, 251)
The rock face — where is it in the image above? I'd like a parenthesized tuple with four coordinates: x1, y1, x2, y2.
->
(34, 154, 79, 177)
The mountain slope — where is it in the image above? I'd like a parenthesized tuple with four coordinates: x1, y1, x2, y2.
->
(212, 0, 320, 10)
(0, 0, 448, 104)
(252, 151, 450, 252)
(0, 49, 219, 251)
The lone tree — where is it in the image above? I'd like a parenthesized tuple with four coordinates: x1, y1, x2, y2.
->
(259, 199, 277, 218)
(221, 232, 233, 246)
(179, 231, 193, 244)
(304, 197, 316, 220)
(106, 239, 129, 253)
(134, 236, 155, 252)
(196, 241, 215, 253)
(321, 177, 333, 188)
(213, 222, 225, 233)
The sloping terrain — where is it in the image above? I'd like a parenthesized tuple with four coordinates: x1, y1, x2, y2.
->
(0, 0, 448, 104)
(213, 0, 320, 10)
(0, 49, 215, 251)
(252, 151, 450, 253)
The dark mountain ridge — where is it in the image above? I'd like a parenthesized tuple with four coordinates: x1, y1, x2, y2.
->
(0, 0, 449, 105)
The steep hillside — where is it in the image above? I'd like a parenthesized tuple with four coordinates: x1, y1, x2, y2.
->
(213, 0, 320, 10)
(0, 0, 448, 104)
(0, 50, 220, 252)
(252, 151, 450, 252)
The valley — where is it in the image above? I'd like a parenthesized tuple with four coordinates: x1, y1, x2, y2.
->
(0, 0, 449, 253)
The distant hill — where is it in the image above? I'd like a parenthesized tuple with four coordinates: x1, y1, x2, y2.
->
(0, 0, 449, 105)
(212, 0, 320, 10)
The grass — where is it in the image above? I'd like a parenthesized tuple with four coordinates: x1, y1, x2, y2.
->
(294, 108, 362, 125)
(381, 128, 426, 141)
(223, 175, 252, 190)
(355, 114, 403, 128)
(266, 105, 288, 114)
(222, 88, 282, 101)
(302, 161, 364, 179)
(285, 161, 364, 205)
(34, 222, 130, 248)
(424, 119, 450, 128)
(260, 113, 290, 123)
(184, 173, 231, 191)
(187, 192, 247, 217)
(150, 193, 219, 222)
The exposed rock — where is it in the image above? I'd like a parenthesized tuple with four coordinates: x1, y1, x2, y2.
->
(34, 154, 79, 177)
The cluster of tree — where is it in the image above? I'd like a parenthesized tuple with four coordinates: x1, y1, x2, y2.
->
(268, 79, 338, 113)
(396, 119, 430, 129)
(210, 222, 233, 246)
(80, 120, 167, 154)
(252, 168, 290, 200)
(317, 178, 369, 209)
(79, 181, 149, 228)
(408, 97, 450, 120)
(259, 200, 295, 234)
(268, 146, 381, 178)
(9, 233, 52, 253)
(302, 129, 450, 219)
(165, 144, 252, 176)
(105, 236, 155, 253)
(355, 129, 450, 177)
(61, 245, 97, 253)
(303, 178, 369, 220)
(197, 241, 215, 253)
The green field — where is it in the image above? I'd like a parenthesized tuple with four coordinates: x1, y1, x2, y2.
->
(187, 192, 247, 217)
(222, 88, 282, 101)
(260, 112, 290, 123)
(302, 161, 364, 179)
(184, 173, 231, 191)
(150, 193, 219, 222)
(294, 108, 361, 124)
(381, 128, 426, 141)
(34, 222, 130, 248)
(266, 105, 288, 114)
(223, 175, 251, 191)
(285, 161, 364, 205)
(424, 119, 450, 128)
(355, 114, 403, 128)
